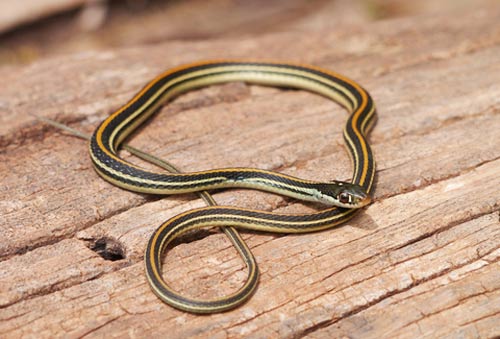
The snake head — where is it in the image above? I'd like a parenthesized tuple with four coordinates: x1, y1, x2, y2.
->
(314, 181, 371, 208)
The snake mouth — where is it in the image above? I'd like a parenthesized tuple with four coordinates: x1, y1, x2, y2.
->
(344, 189, 372, 208)
(349, 195, 371, 208)
(358, 194, 372, 207)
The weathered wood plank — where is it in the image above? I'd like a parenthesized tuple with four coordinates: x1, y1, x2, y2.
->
(1, 159, 498, 337)
(0, 239, 120, 308)
(2, 5, 500, 142)
(1, 8, 499, 259)
(305, 249, 500, 339)
(0, 5, 499, 339)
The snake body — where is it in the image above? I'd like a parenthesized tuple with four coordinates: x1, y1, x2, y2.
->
(90, 61, 376, 313)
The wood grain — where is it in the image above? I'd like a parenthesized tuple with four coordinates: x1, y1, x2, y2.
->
(0, 5, 499, 338)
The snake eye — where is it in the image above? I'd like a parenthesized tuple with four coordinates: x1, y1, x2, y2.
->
(338, 192, 351, 204)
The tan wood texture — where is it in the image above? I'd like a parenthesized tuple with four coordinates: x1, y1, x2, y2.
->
(0, 5, 499, 338)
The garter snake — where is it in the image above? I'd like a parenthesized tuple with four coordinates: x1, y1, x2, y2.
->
(89, 60, 377, 313)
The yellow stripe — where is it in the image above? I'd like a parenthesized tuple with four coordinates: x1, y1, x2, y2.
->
(97, 64, 358, 166)
(89, 60, 376, 313)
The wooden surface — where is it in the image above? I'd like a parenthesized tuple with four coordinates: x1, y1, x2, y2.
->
(0, 0, 368, 65)
(1, 5, 500, 339)
(2, 0, 498, 66)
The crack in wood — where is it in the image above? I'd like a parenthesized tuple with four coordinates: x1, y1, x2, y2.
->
(1, 7, 500, 336)
(397, 281, 500, 334)
(2, 155, 497, 309)
(295, 246, 499, 338)
(88, 237, 126, 261)
(459, 309, 500, 328)
(375, 154, 500, 202)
